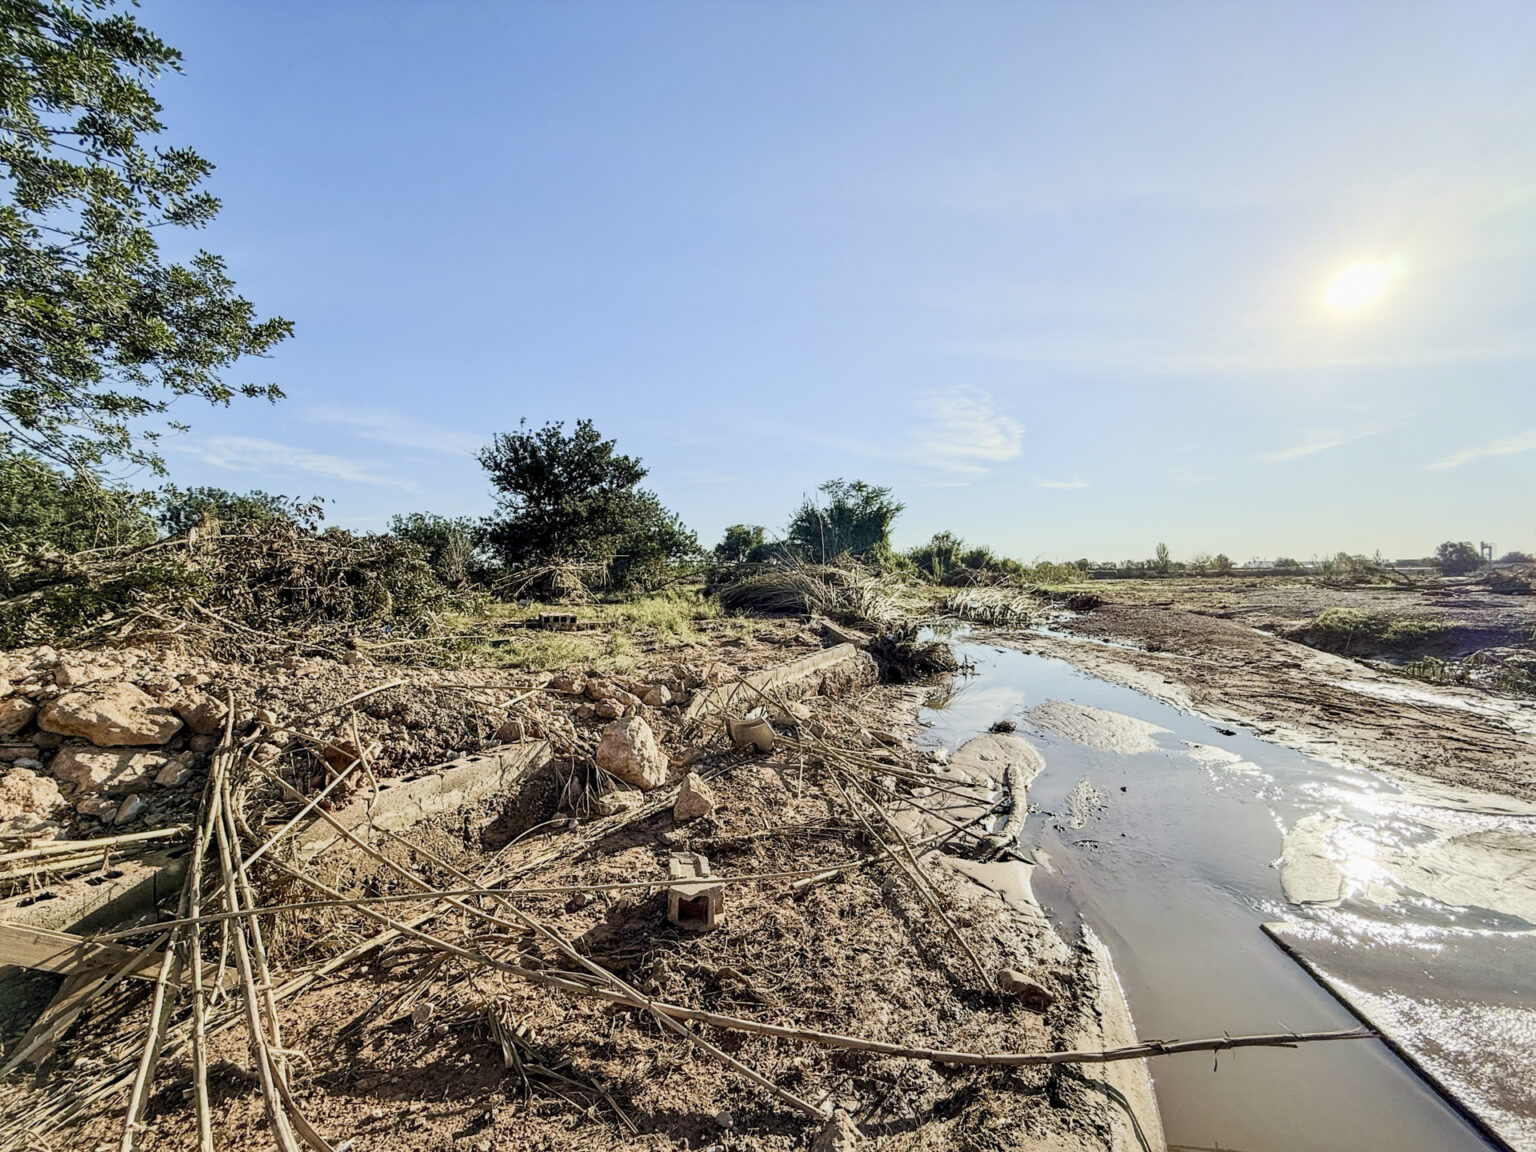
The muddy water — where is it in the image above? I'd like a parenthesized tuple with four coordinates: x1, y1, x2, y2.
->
(918, 638, 1535, 1152)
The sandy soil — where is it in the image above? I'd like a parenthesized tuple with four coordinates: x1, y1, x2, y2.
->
(0, 618, 1160, 1152)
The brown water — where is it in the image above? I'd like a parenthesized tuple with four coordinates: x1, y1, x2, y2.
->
(918, 637, 1534, 1152)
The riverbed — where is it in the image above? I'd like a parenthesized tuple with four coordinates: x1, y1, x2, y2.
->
(918, 636, 1536, 1152)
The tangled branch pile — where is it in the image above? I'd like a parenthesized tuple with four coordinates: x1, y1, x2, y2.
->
(0, 523, 456, 657)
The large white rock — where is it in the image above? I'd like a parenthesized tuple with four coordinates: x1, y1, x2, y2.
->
(0, 696, 37, 736)
(48, 744, 167, 795)
(595, 716, 669, 791)
(172, 691, 228, 736)
(39, 682, 182, 746)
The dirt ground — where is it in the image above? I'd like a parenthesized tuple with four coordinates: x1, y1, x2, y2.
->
(1025, 577, 1536, 803)
(0, 612, 1154, 1152)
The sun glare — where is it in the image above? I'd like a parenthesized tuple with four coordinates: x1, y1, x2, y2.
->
(1323, 260, 1398, 314)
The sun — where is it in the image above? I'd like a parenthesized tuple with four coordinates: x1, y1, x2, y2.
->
(1323, 260, 1398, 314)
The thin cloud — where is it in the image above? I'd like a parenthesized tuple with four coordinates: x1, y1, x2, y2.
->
(1260, 428, 1381, 463)
(306, 404, 482, 456)
(1425, 429, 1536, 471)
(1037, 477, 1090, 489)
(913, 387, 1023, 473)
(172, 436, 416, 491)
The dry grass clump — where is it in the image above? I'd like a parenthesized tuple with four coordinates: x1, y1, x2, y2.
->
(717, 562, 912, 630)
(939, 587, 1039, 628)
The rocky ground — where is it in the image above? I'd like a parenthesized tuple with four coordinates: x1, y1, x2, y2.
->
(0, 611, 1154, 1152)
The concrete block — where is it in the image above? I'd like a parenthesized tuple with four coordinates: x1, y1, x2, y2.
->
(293, 741, 550, 861)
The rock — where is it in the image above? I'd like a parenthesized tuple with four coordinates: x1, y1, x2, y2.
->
(0, 696, 38, 737)
(0, 766, 66, 834)
(583, 679, 613, 701)
(811, 1110, 863, 1152)
(997, 968, 1055, 1011)
(673, 772, 717, 821)
(154, 753, 197, 788)
(49, 744, 166, 795)
(173, 692, 228, 736)
(641, 685, 673, 708)
(591, 789, 642, 817)
(594, 698, 624, 721)
(31, 730, 61, 749)
(75, 795, 118, 819)
(575, 703, 596, 720)
(547, 674, 585, 695)
(54, 657, 120, 690)
(39, 683, 182, 746)
(495, 718, 526, 743)
(594, 716, 669, 790)
(0, 743, 40, 762)
(188, 734, 218, 753)
(114, 794, 148, 825)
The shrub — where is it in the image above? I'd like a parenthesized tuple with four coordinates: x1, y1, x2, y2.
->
(390, 512, 489, 589)
(158, 486, 317, 535)
(0, 455, 157, 556)
(713, 524, 770, 563)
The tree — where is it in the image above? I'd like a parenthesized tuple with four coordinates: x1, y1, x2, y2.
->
(1152, 542, 1172, 576)
(0, 0, 291, 474)
(1435, 541, 1483, 576)
(478, 419, 698, 584)
(1498, 551, 1533, 565)
(1212, 552, 1233, 574)
(786, 479, 904, 563)
(389, 512, 486, 589)
(713, 523, 767, 563)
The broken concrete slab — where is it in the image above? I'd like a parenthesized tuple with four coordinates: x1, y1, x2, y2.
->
(0, 849, 189, 986)
(683, 643, 877, 724)
(293, 741, 550, 861)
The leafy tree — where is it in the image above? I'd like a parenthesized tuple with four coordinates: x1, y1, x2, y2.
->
(1272, 556, 1304, 571)
(713, 523, 767, 563)
(0, 0, 291, 473)
(158, 486, 316, 535)
(1435, 541, 1483, 576)
(1152, 542, 1172, 576)
(1212, 552, 1233, 574)
(0, 452, 154, 555)
(1497, 551, 1532, 565)
(786, 479, 904, 563)
(478, 419, 698, 585)
(389, 512, 487, 589)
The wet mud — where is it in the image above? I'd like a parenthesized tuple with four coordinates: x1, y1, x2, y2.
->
(918, 636, 1532, 1151)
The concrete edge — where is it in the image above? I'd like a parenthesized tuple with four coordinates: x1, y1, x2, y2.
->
(1261, 920, 1516, 1152)
(293, 740, 552, 861)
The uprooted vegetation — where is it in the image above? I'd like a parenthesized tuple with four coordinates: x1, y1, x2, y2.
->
(1293, 607, 1454, 656)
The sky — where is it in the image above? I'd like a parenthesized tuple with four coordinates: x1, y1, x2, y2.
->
(138, 0, 1536, 563)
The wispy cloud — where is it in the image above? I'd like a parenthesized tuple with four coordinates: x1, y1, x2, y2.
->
(1260, 428, 1381, 463)
(173, 436, 416, 490)
(913, 387, 1023, 473)
(306, 404, 482, 456)
(1037, 477, 1090, 489)
(1425, 429, 1536, 471)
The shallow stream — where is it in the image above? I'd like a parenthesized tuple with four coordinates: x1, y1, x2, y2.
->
(919, 636, 1536, 1152)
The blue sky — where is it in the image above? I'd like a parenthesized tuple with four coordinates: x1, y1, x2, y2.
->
(143, 1, 1535, 562)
